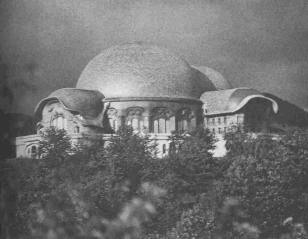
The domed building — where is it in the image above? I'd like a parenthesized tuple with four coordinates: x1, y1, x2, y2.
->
(15, 43, 278, 158)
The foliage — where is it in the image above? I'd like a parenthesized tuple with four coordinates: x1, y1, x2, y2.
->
(144, 127, 219, 237)
(2, 126, 308, 239)
(38, 126, 73, 161)
(1, 126, 160, 238)
(223, 130, 308, 238)
(168, 127, 218, 196)
(104, 126, 157, 196)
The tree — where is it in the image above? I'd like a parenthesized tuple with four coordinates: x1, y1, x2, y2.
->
(222, 130, 308, 238)
(144, 127, 221, 237)
(101, 126, 158, 215)
(38, 126, 73, 161)
(1, 125, 163, 238)
(168, 127, 218, 197)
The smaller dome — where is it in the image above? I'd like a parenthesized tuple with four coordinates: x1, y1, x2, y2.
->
(192, 66, 232, 90)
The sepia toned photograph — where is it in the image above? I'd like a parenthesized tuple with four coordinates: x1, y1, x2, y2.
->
(0, 0, 307, 238)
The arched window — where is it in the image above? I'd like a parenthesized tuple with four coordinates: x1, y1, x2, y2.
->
(27, 145, 37, 158)
(151, 108, 175, 134)
(31, 145, 37, 158)
(107, 108, 118, 132)
(51, 114, 67, 130)
(126, 107, 144, 132)
(177, 108, 195, 132)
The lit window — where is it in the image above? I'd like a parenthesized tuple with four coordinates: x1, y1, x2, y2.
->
(151, 108, 175, 134)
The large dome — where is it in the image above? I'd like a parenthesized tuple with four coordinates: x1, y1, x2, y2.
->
(76, 43, 216, 99)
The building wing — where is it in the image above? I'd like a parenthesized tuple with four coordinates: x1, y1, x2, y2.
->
(200, 88, 278, 116)
(34, 88, 104, 120)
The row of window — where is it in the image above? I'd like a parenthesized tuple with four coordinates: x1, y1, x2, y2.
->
(209, 125, 244, 134)
(206, 114, 244, 126)
(114, 116, 195, 133)
(49, 107, 198, 134)
(210, 127, 228, 134)
(206, 116, 227, 125)
(108, 107, 196, 133)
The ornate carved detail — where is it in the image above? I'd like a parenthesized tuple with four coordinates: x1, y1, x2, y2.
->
(177, 108, 194, 119)
(127, 107, 144, 117)
(107, 108, 117, 117)
(151, 107, 174, 119)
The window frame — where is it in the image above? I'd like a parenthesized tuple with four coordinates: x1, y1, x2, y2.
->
(151, 107, 175, 134)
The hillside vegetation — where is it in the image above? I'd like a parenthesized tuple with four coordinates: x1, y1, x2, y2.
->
(1, 126, 308, 239)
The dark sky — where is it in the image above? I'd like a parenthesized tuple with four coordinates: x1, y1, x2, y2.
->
(0, 0, 307, 114)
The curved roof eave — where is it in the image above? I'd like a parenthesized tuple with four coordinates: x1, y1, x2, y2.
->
(201, 88, 279, 116)
(34, 96, 77, 119)
(34, 88, 104, 119)
(230, 94, 279, 114)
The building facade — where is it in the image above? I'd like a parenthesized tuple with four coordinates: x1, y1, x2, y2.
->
(15, 43, 278, 158)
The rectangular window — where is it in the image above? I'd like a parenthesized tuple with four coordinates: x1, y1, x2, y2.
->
(169, 116, 175, 132)
(212, 118, 215, 125)
(132, 118, 139, 131)
(218, 127, 221, 133)
(159, 118, 166, 133)
(154, 120, 159, 133)
(166, 119, 170, 133)
(218, 117, 221, 124)
(224, 116, 227, 123)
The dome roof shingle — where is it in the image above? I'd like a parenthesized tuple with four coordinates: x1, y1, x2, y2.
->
(76, 43, 216, 100)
